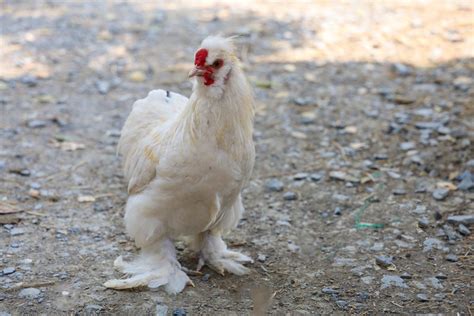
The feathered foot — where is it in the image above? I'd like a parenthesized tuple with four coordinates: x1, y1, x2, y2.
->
(197, 233, 253, 276)
(104, 239, 192, 294)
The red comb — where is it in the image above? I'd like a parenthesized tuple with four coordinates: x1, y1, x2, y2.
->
(194, 48, 208, 67)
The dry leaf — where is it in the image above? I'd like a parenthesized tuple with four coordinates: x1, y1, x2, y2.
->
(344, 126, 358, 134)
(28, 189, 40, 198)
(77, 195, 96, 203)
(0, 201, 22, 214)
(0, 214, 21, 224)
(128, 70, 146, 83)
(436, 181, 457, 191)
(54, 141, 85, 151)
(291, 131, 307, 139)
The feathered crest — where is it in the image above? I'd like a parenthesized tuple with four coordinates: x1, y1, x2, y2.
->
(200, 35, 238, 55)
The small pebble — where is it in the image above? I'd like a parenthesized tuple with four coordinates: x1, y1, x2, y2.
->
(309, 173, 323, 181)
(375, 255, 394, 268)
(418, 217, 429, 228)
(381, 275, 408, 289)
(400, 142, 416, 151)
(322, 287, 339, 294)
(416, 293, 429, 302)
(18, 288, 41, 299)
(400, 272, 412, 280)
(293, 173, 308, 181)
(283, 191, 298, 201)
(447, 214, 474, 225)
(257, 254, 266, 262)
(96, 80, 110, 94)
(85, 305, 102, 312)
(265, 179, 284, 192)
(434, 293, 446, 301)
(432, 188, 449, 200)
(445, 254, 458, 262)
(393, 187, 407, 195)
(336, 300, 348, 309)
(2, 267, 16, 275)
(458, 224, 470, 236)
(201, 274, 210, 282)
(173, 308, 187, 316)
(435, 273, 447, 280)
(27, 119, 48, 129)
(333, 207, 342, 216)
(156, 304, 169, 316)
(10, 228, 25, 236)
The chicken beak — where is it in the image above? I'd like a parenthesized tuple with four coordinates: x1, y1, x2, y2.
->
(188, 67, 205, 78)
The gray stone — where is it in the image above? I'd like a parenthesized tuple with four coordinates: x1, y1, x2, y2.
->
(370, 242, 384, 252)
(293, 172, 309, 180)
(321, 287, 339, 294)
(393, 187, 407, 195)
(447, 215, 474, 225)
(2, 267, 15, 275)
(426, 277, 443, 289)
(172, 308, 186, 316)
(309, 172, 323, 181)
(434, 293, 446, 301)
(375, 255, 394, 268)
(96, 80, 110, 94)
(423, 238, 448, 252)
(413, 108, 433, 117)
(156, 304, 168, 316)
(27, 119, 48, 128)
(415, 182, 428, 193)
(381, 275, 408, 289)
(400, 142, 415, 151)
(10, 228, 25, 236)
(283, 191, 298, 201)
(446, 254, 458, 262)
(336, 300, 348, 309)
(21, 75, 38, 87)
(458, 224, 470, 236)
(415, 122, 440, 130)
(435, 273, 447, 280)
(392, 63, 411, 76)
(85, 305, 103, 313)
(257, 254, 266, 262)
(19, 288, 41, 299)
(265, 178, 284, 192)
(458, 177, 473, 191)
(292, 97, 313, 106)
(416, 293, 429, 302)
(432, 188, 449, 200)
(443, 224, 461, 241)
(400, 272, 412, 280)
(437, 126, 450, 135)
(418, 217, 429, 228)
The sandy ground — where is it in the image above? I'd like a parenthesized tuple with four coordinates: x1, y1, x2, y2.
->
(1, 0, 473, 314)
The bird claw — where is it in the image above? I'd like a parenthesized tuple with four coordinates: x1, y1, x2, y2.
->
(181, 266, 202, 276)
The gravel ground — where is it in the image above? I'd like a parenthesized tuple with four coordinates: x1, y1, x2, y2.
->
(1, 0, 473, 314)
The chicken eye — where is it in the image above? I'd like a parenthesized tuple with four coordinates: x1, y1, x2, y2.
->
(212, 59, 223, 68)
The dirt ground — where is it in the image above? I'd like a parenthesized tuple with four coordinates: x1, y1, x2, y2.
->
(1, 0, 473, 315)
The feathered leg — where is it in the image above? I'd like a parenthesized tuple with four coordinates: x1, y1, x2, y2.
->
(196, 232, 253, 276)
(104, 239, 192, 293)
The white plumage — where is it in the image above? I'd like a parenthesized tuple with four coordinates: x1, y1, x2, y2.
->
(104, 36, 255, 293)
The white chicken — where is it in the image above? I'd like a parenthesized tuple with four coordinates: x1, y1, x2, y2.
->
(104, 36, 255, 293)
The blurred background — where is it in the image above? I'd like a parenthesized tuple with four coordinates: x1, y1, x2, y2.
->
(1, 0, 473, 314)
